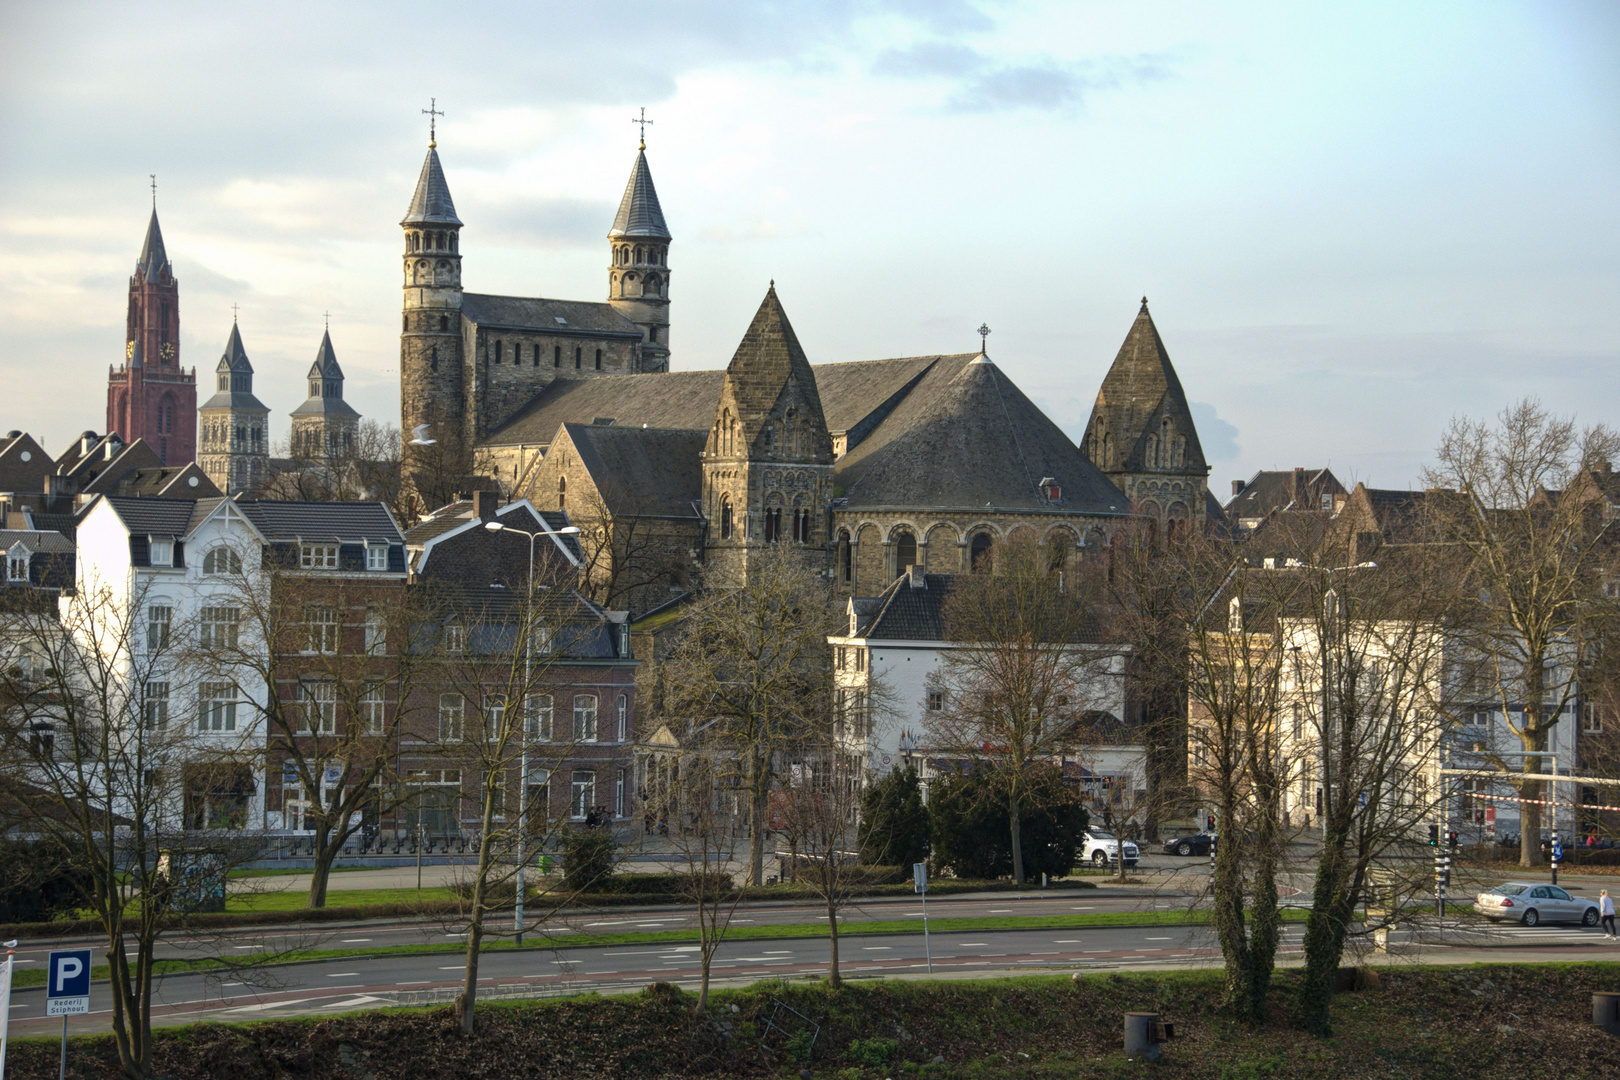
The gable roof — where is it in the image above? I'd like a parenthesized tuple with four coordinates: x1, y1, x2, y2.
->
(0, 529, 74, 555)
(482, 371, 726, 449)
(717, 286, 828, 453)
(460, 294, 641, 338)
(559, 424, 706, 520)
(1227, 468, 1346, 520)
(1082, 300, 1207, 475)
(402, 146, 461, 226)
(856, 572, 956, 641)
(812, 356, 941, 442)
(233, 500, 405, 545)
(834, 352, 1127, 514)
(609, 147, 671, 240)
(0, 432, 52, 495)
(100, 495, 211, 539)
(111, 464, 221, 499)
(411, 499, 583, 572)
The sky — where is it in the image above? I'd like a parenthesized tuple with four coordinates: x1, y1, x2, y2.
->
(1, 1, 1615, 492)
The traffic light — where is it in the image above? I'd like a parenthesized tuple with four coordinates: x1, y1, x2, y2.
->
(1207, 815, 1216, 832)
(1428, 824, 1439, 846)
(1448, 831, 1459, 850)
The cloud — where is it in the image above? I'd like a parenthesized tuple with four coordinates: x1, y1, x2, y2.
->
(1189, 401, 1240, 463)
(474, 195, 616, 250)
(873, 41, 1180, 112)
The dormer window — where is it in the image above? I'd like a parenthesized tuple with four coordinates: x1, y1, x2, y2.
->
(366, 545, 388, 571)
(149, 540, 174, 567)
(300, 543, 339, 570)
(6, 550, 28, 583)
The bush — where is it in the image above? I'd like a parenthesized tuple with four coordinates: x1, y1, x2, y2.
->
(929, 764, 1088, 880)
(0, 840, 88, 923)
(846, 1037, 899, 1065)
(449, 879, 515, 905)
(590, 872, 733, 895)
(858, 764, 930, 868)
(561, 828, 619, 892)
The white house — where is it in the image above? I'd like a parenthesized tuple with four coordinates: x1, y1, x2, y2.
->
(828, 566, 1142, 812)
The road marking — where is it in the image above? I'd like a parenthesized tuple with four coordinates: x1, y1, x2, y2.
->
(232, 944, 269, 950)
(862, 946, 892, 951)
(957, 942, 989, 947)
(1146, 937, 1171, 941)
(439, 965, 464, 970)
(1055, 939, 1081, 944)
(989, 909, 1012, 913)
(325, 972, 360, 977)
(340, 939, 373, 943)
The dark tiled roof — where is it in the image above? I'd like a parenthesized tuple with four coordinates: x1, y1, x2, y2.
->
(860, 573, 956, 641)
(408, 501, 585, 564)
(103, 495, 197, 538)
(813, 356, 942, 439)
(404, 499, 476, 546)
(461, 294, 641, 338)
(1080, 301, 1207, 476)
(609, 148, 671, 240)
(115, 465, 221, 499)
(834, 354, 1127, 514)
(564, 424, 706, 519)
(0, 432, 52, 495)
(0, 529, 74, 554)
(234, 501, 405, 544)
(482, 371, 725, 448)
(138, 208, 170, 282)
(1226, 468, 1345, 518)
(402, 147, 461, 226)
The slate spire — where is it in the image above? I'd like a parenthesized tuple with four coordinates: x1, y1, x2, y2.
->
(609, 148, 671, 240)
(402, 147, 462, 226)
(138, 208, 171, 282)
(308, 328, 344, 380)
(1081, 298, 1206, 475)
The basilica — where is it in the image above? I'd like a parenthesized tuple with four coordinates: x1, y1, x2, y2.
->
(397, 128, 1216, 613)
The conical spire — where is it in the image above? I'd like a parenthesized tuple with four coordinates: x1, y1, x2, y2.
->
(217, 322, 252, 374)
(712, 284, 832, 460)
(138, 208, 171, 282)
(402, 147, 461, 226)
(307, 328, 344, 380)
(609, 148, 670, 239)
(1082, 298, 1207, 475)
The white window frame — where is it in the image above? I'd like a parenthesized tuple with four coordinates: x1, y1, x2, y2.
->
(570, 769, 596, 820)
(144, 681, 170, 729)
(573, 694, 598, 742)
(617, 693, 628, 742)
(199, 605, 241, 650)
(359, 683, 386, 735)
(483, 694, 507, 742)
(526, 694, 553, 741)
(297, 680, 337, 734)
(364, 609, 386, 655)
(203, 547, 242, 575)
(6, 550, 27, 583)
(1584, 702, 1603, 735)
(300, 543, 339, 570)
(199, 682, 238, 732)
(149, 540, 174, 567)
(306, 607, 340, 655)
(365, 545, 388, 571)
(147, 605, 172, 651)
(438, 693, 465, 743)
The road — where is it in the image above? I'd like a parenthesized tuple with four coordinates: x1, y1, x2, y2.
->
(11, 905, 1620, 1037)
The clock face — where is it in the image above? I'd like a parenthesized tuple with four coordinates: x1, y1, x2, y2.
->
(126, 340, 134, 359)
(161, 342, 175, 361)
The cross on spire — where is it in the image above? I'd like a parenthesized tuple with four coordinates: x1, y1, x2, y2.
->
(422, 98, 444, 148)
(977, 323, 991, 353)
(323, 309, 330, 329)
(149, 174, 157, 207)
(632, 106, 653, 149)
(231, 303, 239, 323)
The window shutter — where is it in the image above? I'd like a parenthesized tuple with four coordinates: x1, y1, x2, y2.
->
(172, 540, 185, 568)
(339, 544, 365, 572)
(129, 536, 150, 567)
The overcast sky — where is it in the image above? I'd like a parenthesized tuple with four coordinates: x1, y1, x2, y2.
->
(2, 1, 1615, 491)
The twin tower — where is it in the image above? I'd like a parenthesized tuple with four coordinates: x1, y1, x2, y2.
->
(399, 132, 672, 459)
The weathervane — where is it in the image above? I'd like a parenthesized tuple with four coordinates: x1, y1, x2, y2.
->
(423, 98, 444, 148)
(977, 323, 991, 353)
(632, 106, 653, 148)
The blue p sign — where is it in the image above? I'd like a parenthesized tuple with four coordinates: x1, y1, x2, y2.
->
(46, 948, 91, 1015)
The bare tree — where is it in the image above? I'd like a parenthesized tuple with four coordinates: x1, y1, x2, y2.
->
(189, 539, 427, 908)
(0, 573, 265, 1078)
(262, 419, 406, 520)
(1424, 399, 1620, 866)
(659, 545, 839, 886)
(568, 479, 692, 616)
(776, 747, 866, 987)
(926, 533, 1112, 885)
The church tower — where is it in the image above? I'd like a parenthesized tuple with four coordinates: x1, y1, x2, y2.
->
(107, 202, 197, 465)
(197, 321, 270, 494)
(291, 328, 361, 459)
(1080, 299, 1210, 536)
(399, 121, 465, 461)
(607, 135, 671, 373)
(702, 285, 834, 584)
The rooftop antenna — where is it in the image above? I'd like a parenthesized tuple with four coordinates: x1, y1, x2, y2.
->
(632, 106, 653, 149)
(422, 98, 444, 148)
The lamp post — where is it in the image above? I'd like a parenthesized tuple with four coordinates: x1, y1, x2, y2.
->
(484, 517, 581, 946)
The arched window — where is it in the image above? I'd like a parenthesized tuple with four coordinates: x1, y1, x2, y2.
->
(763, 426, 774, 452)
(1145, 434, 1157, 469)
(838, 529, 852, 582)
(617, 694, 628, 741)
(557, 476, 567, 510)
(795, 508, 811, 544)
(1046, 532, 1070, 573)
(644, 274, 661, 297)
(894, 529, 917, 573)
(720, 495, 733, 540)
(403, 314, 409, 332)
(493, 340, 503, 364)
(970, 533, 993, 573)
(203, 547, 242, 575)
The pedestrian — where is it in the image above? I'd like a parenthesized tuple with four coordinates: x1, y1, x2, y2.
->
(1601, 889, 1616, 939)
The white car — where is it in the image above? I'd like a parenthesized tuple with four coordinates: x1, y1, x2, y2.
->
(1082, 829, 1139, 868)
(1474, 881, 1599, 927)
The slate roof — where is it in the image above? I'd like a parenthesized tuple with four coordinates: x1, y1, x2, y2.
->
(609, 148, 671, 240)
(0, 432, 52, 495)
(234, 500, 405, 544)
(201, 324, 268, 412)
(834, 352, 1127, 514)
(857, 573, 956, 641)
(113, 465, 221, 500)
(404, 499, 476, 546)
(292, 330, 360, 417)
(812, 356, 941, 442)
(1226, 468, 1345, 518)
(401, 147, 461, 226)
(102, 495, 203, 538)
(562, 424, 706, 519)
(1081, 300, 1207, 475)
(0, 530, 74, 555)
(482, 371, 726, 448)
(138, 208, 171, 283)
(460, 294, 642, 338)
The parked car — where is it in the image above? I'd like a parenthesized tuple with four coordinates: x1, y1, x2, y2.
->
(1474, 881, 1599, 927)
(1163, 832, 1216, 857)
(1082, 829, 1139, 868)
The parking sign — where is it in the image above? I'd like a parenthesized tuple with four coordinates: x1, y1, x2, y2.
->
(46, 949, 91, 1017)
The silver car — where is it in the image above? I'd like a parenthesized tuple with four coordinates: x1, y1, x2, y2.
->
(1474, 881, 1600, 927)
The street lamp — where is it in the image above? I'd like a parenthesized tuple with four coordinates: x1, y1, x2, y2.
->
(483, 517, 581, 945)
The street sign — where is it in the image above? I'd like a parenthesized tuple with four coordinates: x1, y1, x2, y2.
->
(913, 862, 927, 894)
(46, 949, 91, 1016)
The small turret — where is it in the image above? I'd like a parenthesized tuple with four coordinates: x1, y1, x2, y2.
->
(607, 137, 672, 372)
(198, 320, 269, 494)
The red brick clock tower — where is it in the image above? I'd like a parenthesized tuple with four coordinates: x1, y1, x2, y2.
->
(107, 201, 196, 465)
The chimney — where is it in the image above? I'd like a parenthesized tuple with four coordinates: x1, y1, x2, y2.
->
(1232, 480, 1244, 497)
(1292, 467, 1305, 505)
(473, 490, 497, 521)
(907, 564, 924, 589)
